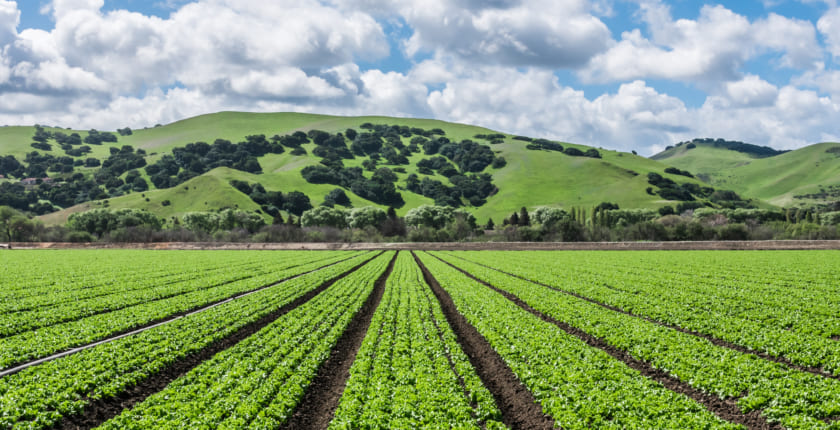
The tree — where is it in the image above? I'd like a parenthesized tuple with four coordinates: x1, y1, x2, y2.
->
(518, 207, 530, 226)
(345, 206, 385, 229)
(282, 191, 313, 216)
(509, 212, 519, 226)
(485, 218, 495, 230)
(301, 206, 347, 228)
(0, 206, 21, 241)
(404, 205, 455, 229)
(181, 212, 220, 235)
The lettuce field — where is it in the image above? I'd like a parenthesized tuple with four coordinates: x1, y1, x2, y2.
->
(1, 249, 839, 429)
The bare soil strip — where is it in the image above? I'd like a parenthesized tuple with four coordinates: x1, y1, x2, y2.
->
(58, 252, 382, 430)
(412, 252, 555, 430)
(432, 254, 779, 430)
(280, 252, 398, 430)
(0, 252, 367, 377)
(282, 253, 398, 429)
(447, 252, 840, 381)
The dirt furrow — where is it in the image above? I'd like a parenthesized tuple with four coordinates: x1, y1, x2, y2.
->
(58, 252, 382, 430)
(447, 252, 840, 381)
(433, 254, 778, 430)
(412, 252, 555, 430)
(1, 252, 367, 377)
(280, 251, 398, 430)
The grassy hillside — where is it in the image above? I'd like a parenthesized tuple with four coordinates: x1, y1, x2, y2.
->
(653, 140, 840, 207)
(0, 112, 779, 225)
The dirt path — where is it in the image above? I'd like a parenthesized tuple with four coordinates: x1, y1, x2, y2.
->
(59, 252, 382, 430)
(8, 239, 840, 251)
(431, 253, 779, 430)
(280, 252, 397, 430)
(412, 252, 555, 430)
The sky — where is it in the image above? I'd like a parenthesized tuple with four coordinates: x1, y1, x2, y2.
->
(1, 1, 840, 155)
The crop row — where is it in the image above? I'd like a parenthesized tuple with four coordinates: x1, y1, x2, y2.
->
(0, 251, 344, 337)
(0, 252, 375, 429)
(415, 252, 736, 429)
(0, 258, 261, 314)
(432, 252, 840, 429)
(450, 250, 840, 375)
(577, 251, 840, 335)
(0, 251, 362, 371)
(330, 252, 502, 429)
(98, 251, 395, 429)
(0, 250, 245, 300)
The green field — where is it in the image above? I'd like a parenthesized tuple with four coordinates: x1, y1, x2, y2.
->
(655, 141, 840, 207)
(1, 249, 839, 429)
(2, 112, 738, 225)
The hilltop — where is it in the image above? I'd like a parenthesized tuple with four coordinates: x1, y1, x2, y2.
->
(652, 138, 840, 208)
(0, 112, 825, 226)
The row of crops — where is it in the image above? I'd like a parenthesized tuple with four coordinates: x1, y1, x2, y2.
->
(0, 249, 838, 429)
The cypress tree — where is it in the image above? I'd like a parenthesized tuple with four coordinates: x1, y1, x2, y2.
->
(519, 207, 530, 226)
(509, 212, 520, 226)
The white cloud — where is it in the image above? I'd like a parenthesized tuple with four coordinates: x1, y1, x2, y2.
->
(724, 75, 779, 107)
(0, 0, 19, 45)
(229, 69, 344, 99)
(582, 3, 821, 83)
(0, 0, 838, 155)
(400, 0, 611, 68)
(818, 7, 840, 59)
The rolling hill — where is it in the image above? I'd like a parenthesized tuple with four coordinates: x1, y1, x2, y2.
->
(2, 112, 833, 226)
(652, 139, 840, 208)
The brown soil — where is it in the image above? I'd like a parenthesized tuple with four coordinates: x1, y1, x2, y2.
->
(4, 253, 367, 377)
(8, 239, 840, 251)
(433, 254, 780, 430)
(412, 252, 556, 430)
(447, 253, 840, 382)
(57, 252, 382, 430)
(280, 252, 397, 430)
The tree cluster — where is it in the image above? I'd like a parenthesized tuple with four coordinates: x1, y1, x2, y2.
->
(229, 180, 313, 216)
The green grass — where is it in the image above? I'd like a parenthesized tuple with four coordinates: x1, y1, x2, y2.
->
(16, 111, 838, 225)
(654, 141, 840, 207)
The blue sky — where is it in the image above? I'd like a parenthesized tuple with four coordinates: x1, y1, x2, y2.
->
(1, 0, 839, 155)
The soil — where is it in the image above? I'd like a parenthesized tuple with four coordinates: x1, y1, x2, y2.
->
(412, 252, 556, 430)
(8, 239, 840, 251)
(280, 252, 397, 430)
(57, 252, 382, 430)
(448, 253, 840, 382)
(433, 254, 781, 430)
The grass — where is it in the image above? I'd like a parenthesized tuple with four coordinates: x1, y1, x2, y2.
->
(655, 141, 840, 207)
(11, 111, 838, 225)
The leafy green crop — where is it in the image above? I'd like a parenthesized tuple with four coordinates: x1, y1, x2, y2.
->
(98, 252, 394, 429)
(0, 251, 372, 429)
(417, 252, 738, 429)
(330, 252, 502, 429)
(440, 250, 840, 429)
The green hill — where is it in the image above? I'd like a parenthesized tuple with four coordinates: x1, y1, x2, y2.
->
(0, 112, 782, 225)
(652, 139, 840, 207)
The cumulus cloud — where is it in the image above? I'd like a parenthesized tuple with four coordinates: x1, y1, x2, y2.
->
(0, 0, 838, 155)
(400, 0, 611, 68)
(581, 3, 821, 83)
(0, 0, 19, 45)
(818, 7, 840, 59)
(724, 75, 779, 107)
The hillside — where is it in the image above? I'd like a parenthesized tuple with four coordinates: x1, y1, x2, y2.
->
(0, 112, 769, 225)
(653, 139, 840, 207)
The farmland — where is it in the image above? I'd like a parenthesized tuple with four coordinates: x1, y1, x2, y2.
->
(0, 250, 839, 429)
